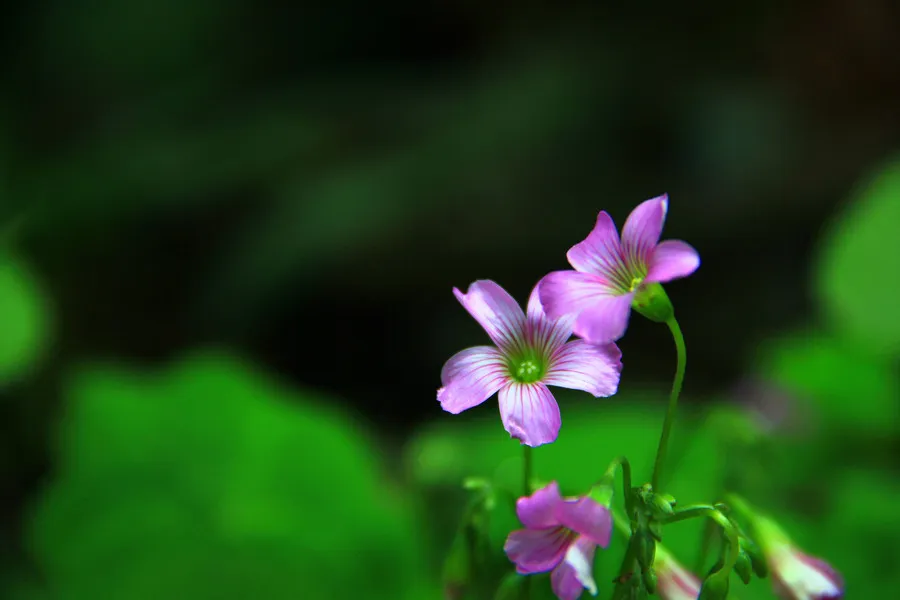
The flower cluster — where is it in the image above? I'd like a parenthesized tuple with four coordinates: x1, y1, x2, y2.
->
(438, 195, 698, 446)
(437, 196, 844, 600)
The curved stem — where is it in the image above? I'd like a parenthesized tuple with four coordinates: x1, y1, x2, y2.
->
(662, 504, 740, 576)
(600, 456, 634, 516)
(651, 317, 686, 491)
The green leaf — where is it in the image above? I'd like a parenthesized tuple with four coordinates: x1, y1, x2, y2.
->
(756, 331, 900, 435)
(815, 155, 900, 355)
(28, 350, 429, 600)
(0, 252, 51, 386)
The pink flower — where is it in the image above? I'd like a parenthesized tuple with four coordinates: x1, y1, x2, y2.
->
(539, 195, 700, 344)
(755, 518, 844, 600)
(654, 546, 701, 600)
(504, 482, 612, 600)
(438, 280, 622, 447)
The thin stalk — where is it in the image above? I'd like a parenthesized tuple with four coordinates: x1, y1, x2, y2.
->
(651, 317, 686, 491)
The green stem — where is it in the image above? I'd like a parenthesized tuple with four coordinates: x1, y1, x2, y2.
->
(651, 317, 686, 491)
(523, 446, 533, 497)
(662, 504, 740, 577)
(600, 456, 635, 517)
(522, 446, 532, 600)
(611, 510, 632, 538)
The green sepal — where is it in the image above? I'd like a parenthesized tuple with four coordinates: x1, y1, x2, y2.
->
(631, 283, 674, 323)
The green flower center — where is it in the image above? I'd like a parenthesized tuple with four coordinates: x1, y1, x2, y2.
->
(628, 276, 644, 292)
(510, 355, 546, 384)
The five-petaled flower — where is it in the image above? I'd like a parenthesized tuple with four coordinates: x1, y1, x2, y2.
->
(438, 280, 623, 447)
(754, 516, 844, 600)
(504, 482, 612, 600)
(539, 195, 700, 344)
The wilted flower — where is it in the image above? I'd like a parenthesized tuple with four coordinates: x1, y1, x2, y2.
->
(539, 195, 700, 344)
(438, 280, 622, 446)
(504, 482, 612, 600)
(754, 516, 844, 600)
(654, 545, 702, 600)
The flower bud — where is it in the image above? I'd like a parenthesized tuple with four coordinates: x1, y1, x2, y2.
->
(739, 535, 768, 579)
(698, 573, 729, 600)
(754, 516, 843, 599)
(734, 548, 753, 585)
(633, 529, 657, 572)
(631, 282, 675, 323)
(642, 567, 658, 594)
(650, 492, 677, 517)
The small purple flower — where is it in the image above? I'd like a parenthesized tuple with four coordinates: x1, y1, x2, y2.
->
(539, 195, 700, 344)
(504, 482, 612, 600)
(654, 546, 701, 600)
(438, 280, 622, 447)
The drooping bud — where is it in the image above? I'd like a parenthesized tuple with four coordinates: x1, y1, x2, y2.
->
(631, 282, 675, 323)
(740, 535, 768, 579)
(642, 567, 658, 594)
(734, 547, 753, 585)
(697, 573, 729, 600)
(729, 495, 843, 599)
(754, 516, 843, 599)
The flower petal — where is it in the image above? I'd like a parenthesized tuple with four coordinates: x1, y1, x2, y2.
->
(538, 271, 617, 322)
(566, 211, 624, 277)
(555, 498, 613, 548)
(621, 195, 668, 261)
(657, 557, 702, 600)
(516, 481, 564, 529)
(527, 282, 574, 357)
(645, 239, 700, 283)
(453, 280, 526, 353)
(437, 346, 508, 414)
(572, 293, 634, 344)
(504, 527, 571, 574)
(550, 536, 598, 600)
(772, 552, 844, 600)
(545, 340, 622, 398)
(498, 382, 561, 447)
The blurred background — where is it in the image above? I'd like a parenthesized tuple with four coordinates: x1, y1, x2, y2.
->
(1, 1, 899, 598)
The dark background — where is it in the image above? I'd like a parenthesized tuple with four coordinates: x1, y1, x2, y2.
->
(1, 1, 899, 599)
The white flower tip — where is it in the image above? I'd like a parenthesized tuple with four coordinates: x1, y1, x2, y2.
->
(565, 541, 598, 596)
(660, 195, 669, 216)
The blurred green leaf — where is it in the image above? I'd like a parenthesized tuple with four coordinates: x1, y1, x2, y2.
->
(0, 252, 51, 386)
(815, 155, 900, 355)
(27, 350, 430, 599)
(822, 469, 900, 595)
(756, 331, 900, 435)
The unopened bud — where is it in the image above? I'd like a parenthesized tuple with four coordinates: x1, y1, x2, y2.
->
(698, 573, 729, 600)
(650, 493, 676, 518)
(734, 548, 753, 584)
(642, 567, 658, 594)
(634, 530, 657, 572)
(740, 536, 768, 579)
